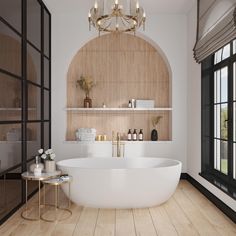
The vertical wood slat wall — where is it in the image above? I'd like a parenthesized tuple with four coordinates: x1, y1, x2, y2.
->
(66, 33, 172, 141)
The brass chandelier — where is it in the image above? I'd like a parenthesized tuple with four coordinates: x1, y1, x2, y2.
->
(88, 0, 146, 34)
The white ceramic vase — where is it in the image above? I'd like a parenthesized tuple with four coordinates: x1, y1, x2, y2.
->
(45, 160, 56, 173)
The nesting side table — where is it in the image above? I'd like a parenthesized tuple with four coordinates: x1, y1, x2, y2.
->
(41, 176, 72, 222)
(21, 171, 61, 221)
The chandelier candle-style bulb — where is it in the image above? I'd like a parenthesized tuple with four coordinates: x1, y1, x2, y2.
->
(88, 12, 91, 30)
(88, 0, 146, 34)
(136, 2, 140, 13)
(94, 1, 98, 13)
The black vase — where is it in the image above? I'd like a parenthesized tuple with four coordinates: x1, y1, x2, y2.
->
(151, 129, 158, 141)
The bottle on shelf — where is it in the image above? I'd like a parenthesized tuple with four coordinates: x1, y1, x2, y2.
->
(127, 129, 132, 141)
(128, 100, 132, 108)
(139, 129, 143, 141)
(133, 129, 137, 141)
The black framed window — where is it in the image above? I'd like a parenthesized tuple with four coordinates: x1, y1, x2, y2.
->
(0, 0, 51, 225)
(201, 39, 236, 199)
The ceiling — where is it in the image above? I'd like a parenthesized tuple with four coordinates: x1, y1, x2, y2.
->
(44, 0, 196, 15)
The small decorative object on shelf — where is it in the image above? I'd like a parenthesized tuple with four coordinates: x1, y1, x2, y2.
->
(139, 129, 143, 141)
(76, 75, 95, 108)
(102, 103, 106, 108)
(131, 99, 136, 108)
(127, 129, 132, 141)
(39, 148, 56, 173)
(151, 116, 162, 141)
(30, 154, 44, 175)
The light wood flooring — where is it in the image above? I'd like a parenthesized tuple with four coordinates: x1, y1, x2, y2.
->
(0, 180, 235, 236)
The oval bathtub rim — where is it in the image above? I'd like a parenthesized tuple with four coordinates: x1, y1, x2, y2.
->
(56, 157, 182, 171)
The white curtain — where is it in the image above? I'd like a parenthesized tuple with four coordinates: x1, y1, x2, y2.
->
(194, 0, 236, 63)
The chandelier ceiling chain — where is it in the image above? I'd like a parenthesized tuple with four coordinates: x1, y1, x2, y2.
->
(88, 0, 146, 35)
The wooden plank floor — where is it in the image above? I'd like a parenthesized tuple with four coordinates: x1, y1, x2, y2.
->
(0, 180, 235, 236)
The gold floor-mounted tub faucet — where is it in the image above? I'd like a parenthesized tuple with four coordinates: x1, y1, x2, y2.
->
(112, 131, 125, 158)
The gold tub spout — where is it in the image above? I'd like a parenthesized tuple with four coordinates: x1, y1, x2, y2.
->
(112, 131, 125, 157)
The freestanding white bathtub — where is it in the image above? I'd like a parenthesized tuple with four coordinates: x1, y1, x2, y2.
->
(57, 157, 182, 209)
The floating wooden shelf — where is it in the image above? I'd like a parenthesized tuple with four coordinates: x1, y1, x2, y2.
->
(65, 107, 172, 112)
(0, 108, 36, 111)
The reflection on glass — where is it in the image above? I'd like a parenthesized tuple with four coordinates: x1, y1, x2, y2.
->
(44, 122, 50, 150)
(0, 124, 21, 170)
(0, 72, 21, 121)
(26, 160, 39, 196)
(27, 0, 41, 49)
(221, 104, 228, 140)
(28, 84, 41, 120)
(44, 10, 50, 57)
(220, 141, 228, 175)
(27, 123, 41, 160)
(0, 22, 21, 76)
(0, 0, 21, 32)
(0, 168, 22, 220)
(44, 90, 49, 120)
(27, 44, 41, 85)
(44, 58, 50, 88)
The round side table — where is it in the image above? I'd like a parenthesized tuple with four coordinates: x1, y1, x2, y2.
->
(41, 175, 72, 222)
(21, 171, 61, 221)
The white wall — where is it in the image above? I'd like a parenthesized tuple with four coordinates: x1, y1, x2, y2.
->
(45, 0, 188, 171)
(187, 2, 236, 211)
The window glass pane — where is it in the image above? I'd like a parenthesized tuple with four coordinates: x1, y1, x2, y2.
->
(44, 90, 49, 120)
(28, 84, 41, 120)
(0, 124, 21, 170)
(0, 0, 21, 32)
(214, 70, 221, 103)
(0, 72, 21, 121)
(44, 58, 50, 88)
(220, 141, 228, 175)
(234, 143, 236, 179)
(234, 62, 236, 100)
(221, 104, 228, 140)
(27, 123, 41, 160)
(44, 122, 50, 150)
(27, 0, 41, 49)
(44, 10, 50, 57)
(221, 67, 228, 103)
(214, 105, 221, 138)
(214, 48, 222, 65)
(0, 21, 21, 76)
(0, 167, 22, 221)
(233, 40, 236, 55)
(27, 44, 41, 85)
(214, 139, 221, 171)
(222, 44, 230, 61)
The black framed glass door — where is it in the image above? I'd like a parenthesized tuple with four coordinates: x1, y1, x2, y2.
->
(0, 0, 51, 225)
